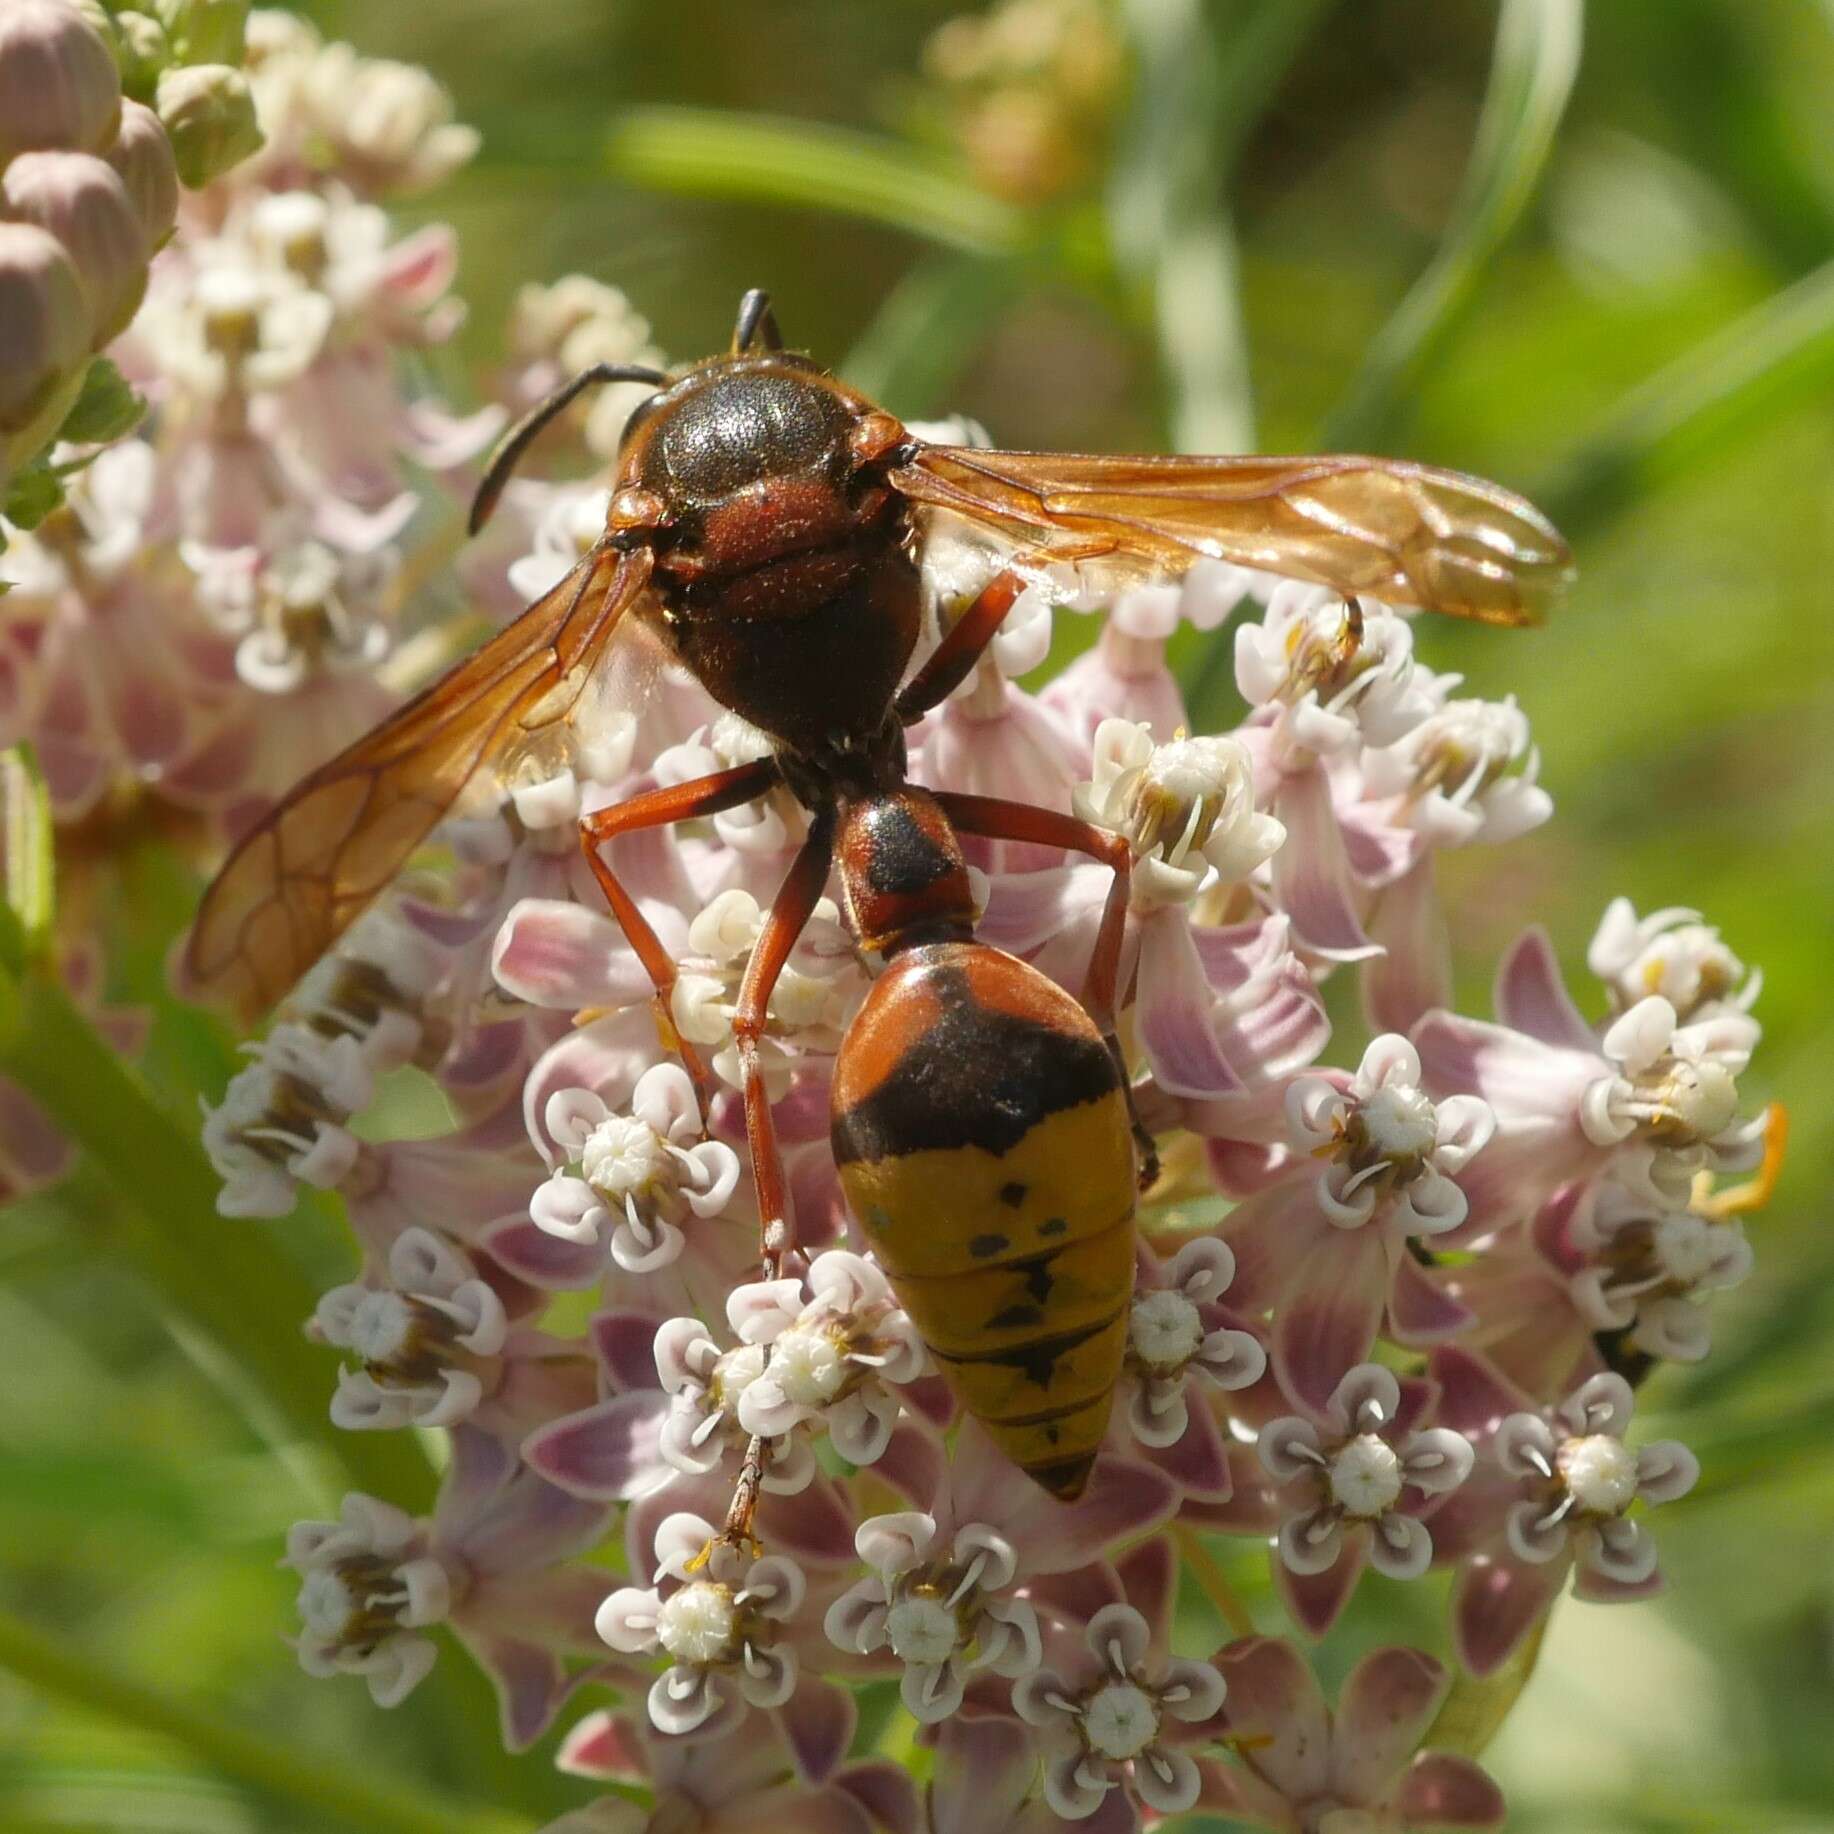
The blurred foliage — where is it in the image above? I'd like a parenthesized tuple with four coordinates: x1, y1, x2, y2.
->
(2, 1, 1832, 1830)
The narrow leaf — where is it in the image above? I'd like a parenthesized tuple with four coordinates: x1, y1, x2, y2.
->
(1538, 255, 1834, 536)
(1321, 0, 1584, 448)
(0, 1608, 523, 1834)
(0, 744, 54, 971)
(604, 107, 1026, 255)
(842, 253, 1025, 415)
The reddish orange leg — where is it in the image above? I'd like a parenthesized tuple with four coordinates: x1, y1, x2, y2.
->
(895, 566, 1030, 720)
(579, 758, 780, 1124)
(722, 810, 837, 1545)
(936, 790, 1159, 1189)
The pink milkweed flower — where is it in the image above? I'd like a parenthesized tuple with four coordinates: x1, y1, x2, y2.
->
(1036, 716, 1297, 1101)
(530, 1063, 743, 1276)
(823, 1420, 1180, 1723)
(313, 1225, 595, 1437)
(1218, 1035, 1491, 1409)
(1040, 561, 1252, 751)
(1115, 1237, 1265, 1496)
(1205, 1363, 1473, 1639)
(1198, 1636, 1505, 1830)
(729, 1252, 928, 1464)
(1428, 1347, 1699, 1676)
(1587, 896, 1759, 1027)
(1413, 925, 1766, 1240)
(1341, 668, 1552, 1034)
(1234, 585, 1435, 960)
(548, 1706, 908, 1834)
(598, 1511, 810, 1739)
(287, 1444, 614, 1747)
(1012, 1591, 1228, 1823)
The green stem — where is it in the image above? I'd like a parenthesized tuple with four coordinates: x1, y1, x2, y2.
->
(1320, 0, 1583, 448)
(603, 107, 1026, 255)
(1537, 256, 1834, 537)
(0, 1608, 524, 1834)
(0, 964, 434, 1513)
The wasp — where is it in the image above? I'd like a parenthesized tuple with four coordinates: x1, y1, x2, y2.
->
(188, 290, 1571, 1504)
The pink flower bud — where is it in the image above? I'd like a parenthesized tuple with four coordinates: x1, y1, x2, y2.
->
(1, 151, 149, 344)
(0, 220, 93, 447)
(154, 61, 261, 188)
(104, 100, 179, 248)
(0, 0, 122, 163)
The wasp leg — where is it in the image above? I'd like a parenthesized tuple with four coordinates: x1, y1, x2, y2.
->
(934, 791, 1159, 1190)
(722, 810, 837, 1549)
(731, 810, 838, 1274)
(579, 758, 781, 1127)
(895, 566, 1031, 720)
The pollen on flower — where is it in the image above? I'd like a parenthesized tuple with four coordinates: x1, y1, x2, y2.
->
(768, 1325, 849, 1406)
(884, 1592, 961, 1666)
(1129, 1289, 1206, 1370)
(1559, 1434, 1640, 1516)
(655, 1582, 738, 1664)
(1329, 1434, 1405, 1517)
(1083, 1681, 1160, 1760)
(581, 1112, 671, 1197)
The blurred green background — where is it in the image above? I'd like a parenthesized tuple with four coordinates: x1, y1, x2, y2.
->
(4, 1, 1834, 1829)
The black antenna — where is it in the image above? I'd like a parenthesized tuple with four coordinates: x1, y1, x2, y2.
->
(468, 361, 669, 536)
(732, 288, 783, 354)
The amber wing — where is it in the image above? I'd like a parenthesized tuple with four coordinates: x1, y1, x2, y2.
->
(185, 545, 649, 1023)
(889, 446, 1573, 625)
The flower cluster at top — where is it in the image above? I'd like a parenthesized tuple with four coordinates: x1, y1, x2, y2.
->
(1, 12, 1777, 1834)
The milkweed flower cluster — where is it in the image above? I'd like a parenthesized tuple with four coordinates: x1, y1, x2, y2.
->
(5, 14, 1772, 1829)
(194, 491, 1770, 1822)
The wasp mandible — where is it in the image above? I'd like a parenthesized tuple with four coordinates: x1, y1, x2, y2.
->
(188, 290, 1571, 1506)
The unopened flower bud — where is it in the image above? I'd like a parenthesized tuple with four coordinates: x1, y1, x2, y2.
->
(155, 60, 260, 187)
(0, 221, 92, 448)
(154, 0, 250, 67)
(0, 0, 122, 163)
(103, 99, 178, 246)
(110, 12, 172, 103)
(0, 151, 149, 344)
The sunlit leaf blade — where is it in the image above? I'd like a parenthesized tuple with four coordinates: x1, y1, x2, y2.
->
(604, 107, 1026, 254)
(0, 972, 435, 1514)
(1321, 0, 1584, 447)
(1538, 255, 1834, 534)
(842, 253, 1025, 413)
(0, 1609, 525, 1834)
(0, 744, 54, 972)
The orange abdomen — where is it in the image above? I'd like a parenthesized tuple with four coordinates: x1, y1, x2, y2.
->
(830, 942, 1137, 1499)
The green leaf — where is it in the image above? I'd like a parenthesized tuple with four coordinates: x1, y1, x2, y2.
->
(1, 459, 64, 533)
(1321, 0, 1583, 448)
(841, 253, 1025, 413)
(0, 744, 54, 972)
(1537, 255, 1834, 536)
(0, 1608, 524, 1834)
(0, 965, 435, 1515)
(603, 107, 1027, 255)
(55, 356, 148, 448)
